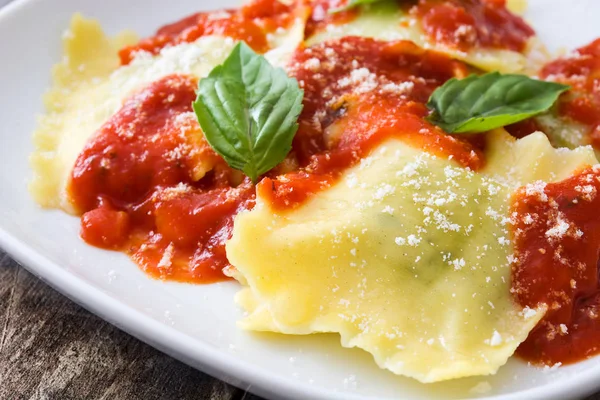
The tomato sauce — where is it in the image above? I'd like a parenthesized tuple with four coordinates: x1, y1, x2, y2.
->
(303, 0, 534, 54)
(118, 0, 302, 65)
(70, 75, 254, 283)
(504, 119, 543, 139)
(511, 167, 600, 364)
(540, 39, 600, 149)
(414, 0, 534, 52)
(260, 37, 482, 209)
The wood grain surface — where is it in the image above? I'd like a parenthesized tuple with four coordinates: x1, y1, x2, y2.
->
(0, 252, 265, 400)
(1, 0, 600, 399)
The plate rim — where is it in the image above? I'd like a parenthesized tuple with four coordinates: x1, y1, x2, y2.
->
(2, 0, 600, 399)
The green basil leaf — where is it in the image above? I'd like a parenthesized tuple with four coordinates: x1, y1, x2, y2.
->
(426, 72, 570, 134)
(329, 0, 386, 13)
(193, 42, 303, 183)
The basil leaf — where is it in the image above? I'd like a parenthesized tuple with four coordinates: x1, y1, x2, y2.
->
(193, 42, 303, 183)
(426, 72, 570, 134)
(329, 0, 386, 13)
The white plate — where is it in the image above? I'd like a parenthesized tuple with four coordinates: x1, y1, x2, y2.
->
(1, 0, 600, 399)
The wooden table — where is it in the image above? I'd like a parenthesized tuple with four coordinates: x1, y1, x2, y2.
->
(0, 252, 263, 400)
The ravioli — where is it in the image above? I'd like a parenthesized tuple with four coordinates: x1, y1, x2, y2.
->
(30, 15, 137, 211)
(30, 16, 238, 212)
(227, 131, 597, 383)
(534, 113, 590, 150)
(30, 14, 304, 212)
(305, 1, 547, 73)
(506, 0, 527, 14)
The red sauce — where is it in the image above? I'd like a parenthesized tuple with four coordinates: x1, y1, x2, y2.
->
(414, 0, 534, 52)
(70, 75, 254, 283)
(512, 167, 600, 364)
(118, 0, 303, 65)
(260, 38, 483, 209)
(504, 119, 543, 139)
(540, 39, 600, 149)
